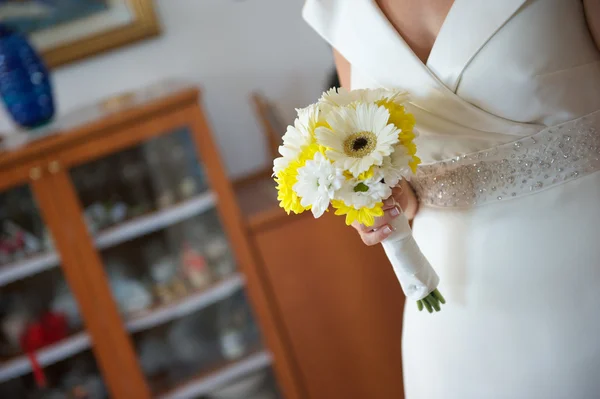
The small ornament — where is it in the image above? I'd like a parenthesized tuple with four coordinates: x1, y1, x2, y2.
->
(156, 191, 175, 209)
(181, 243, 212, 290)
(179, 176, 198, 199)
(106, 257, 153, 315)
(149, 251, 186, 303)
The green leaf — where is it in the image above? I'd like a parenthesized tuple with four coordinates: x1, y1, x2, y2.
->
(353, 183, 369, 192)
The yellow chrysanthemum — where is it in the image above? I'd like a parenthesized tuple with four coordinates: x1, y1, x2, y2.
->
(275, 143, 323, 214)
(344, 166, 375, 181)
(376, 100, 421, 173)
(332, 200, 384, 227)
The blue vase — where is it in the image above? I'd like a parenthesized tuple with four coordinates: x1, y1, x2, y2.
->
(0, 25, 54, 129)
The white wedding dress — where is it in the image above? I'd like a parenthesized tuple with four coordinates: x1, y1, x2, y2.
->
(303, 1, 600, 398)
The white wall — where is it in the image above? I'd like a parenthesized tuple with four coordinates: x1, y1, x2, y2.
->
(0, 0, 333, 178)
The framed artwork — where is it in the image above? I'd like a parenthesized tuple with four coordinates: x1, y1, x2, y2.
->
(0, 0, 161, 68)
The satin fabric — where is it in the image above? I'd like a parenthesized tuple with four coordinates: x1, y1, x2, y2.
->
(303, 1, 600, 397)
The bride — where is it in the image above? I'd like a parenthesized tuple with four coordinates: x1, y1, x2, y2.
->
(303, 1, 600, 398)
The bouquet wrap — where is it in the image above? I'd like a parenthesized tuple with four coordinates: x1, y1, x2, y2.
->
(382, 214, 439, 301)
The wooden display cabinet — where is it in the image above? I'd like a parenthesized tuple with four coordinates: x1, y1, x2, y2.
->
(0, 83, 298, 399)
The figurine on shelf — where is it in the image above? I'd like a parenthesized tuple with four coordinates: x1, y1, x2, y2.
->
(106, 195, 129, 226)
(0, 222, 28, 262)
(143, 138, 176, 209)
(167, 314, 221, 379)
(84, 203, 109, 234)
(4, 220, 42, 255)
(138, 334, 173, 391)
(0, 295, 31, 356)
(179, 176, 198, 200)
(180, 242, 212, 291)
(217, 292, 259, 361)
(204, 234, 236, 279)
(118, 152, 153, 217)
(50, 281, 82, 330)
(183, 219, 236, 279)
(145, 240, 187, 303)
(105, 257, 153, 315)
(61, 358, 108, 399)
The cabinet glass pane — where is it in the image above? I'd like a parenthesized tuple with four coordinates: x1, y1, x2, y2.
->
(96, 209, 237, 318)
(69, 128, 273, 396)
(70, 128, 208, 234)
(134, 290, 263, 396)
(0, 185, 105, 398)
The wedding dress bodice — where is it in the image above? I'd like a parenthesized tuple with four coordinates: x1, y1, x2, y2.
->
(303, 0, 600, 162)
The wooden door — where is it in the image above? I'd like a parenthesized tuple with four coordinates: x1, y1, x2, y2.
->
(0, 160, 137, 398)
(51, 101, 301, 399)
(252, 211, 406, 399)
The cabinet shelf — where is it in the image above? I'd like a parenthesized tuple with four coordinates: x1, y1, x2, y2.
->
(158, 350, 273, 399)
(95, 191, 217, 250)
(0, 274, 244, 384)
(0, 192, 217, 288)
(0, 252, 60, 288)
(127, 274, 245, 334)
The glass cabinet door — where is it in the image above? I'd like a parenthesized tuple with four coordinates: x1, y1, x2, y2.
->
(0, 185, 108, 399)
(69, 128, 280, 398)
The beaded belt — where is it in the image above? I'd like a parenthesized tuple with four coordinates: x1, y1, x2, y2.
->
(411, 110, 600, 208)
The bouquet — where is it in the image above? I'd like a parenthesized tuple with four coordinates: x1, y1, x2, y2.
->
(273, 88, 445, 312)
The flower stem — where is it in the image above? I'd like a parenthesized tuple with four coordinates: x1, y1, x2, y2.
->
(416, 289, 446, 313)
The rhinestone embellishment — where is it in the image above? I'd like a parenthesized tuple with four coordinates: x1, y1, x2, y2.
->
(411, 111, 600, 208)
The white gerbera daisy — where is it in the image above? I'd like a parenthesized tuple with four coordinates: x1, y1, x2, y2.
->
(273, 104, 321, 174)
(379, 145, 413, 188)
(293, 152, 345, 217)
(319, 87, 410, 111)
(316, 103, 400, 177)
(336, 170, 392, 209)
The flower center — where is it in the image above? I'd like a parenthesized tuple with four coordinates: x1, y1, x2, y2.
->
(344, 131, 377, 158)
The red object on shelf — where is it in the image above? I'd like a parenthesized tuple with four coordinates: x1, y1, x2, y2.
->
(181, 243, 208, 272)
(20, 312, 69, 388)
(41, 312, 68, 343)
(20, 324, 47, 387)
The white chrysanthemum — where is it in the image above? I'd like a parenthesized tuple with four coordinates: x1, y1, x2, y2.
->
(336, 170, 392, 209)
(319, 87, 410, 111)
(293, 152, 345, 217)
(316, 103, 400, 177)
(273, 104, 321, 174)
(379, 146, 413, 187)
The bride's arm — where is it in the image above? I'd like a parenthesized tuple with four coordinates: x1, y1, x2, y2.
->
(333, 49, 351, 88)
(584, 0, 600, 49)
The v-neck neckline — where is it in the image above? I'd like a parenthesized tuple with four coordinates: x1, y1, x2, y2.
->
(372, 0, 458, 68)
(302, 0, 541, 135)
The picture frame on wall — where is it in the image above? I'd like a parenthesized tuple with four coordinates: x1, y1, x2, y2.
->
(0, 0, 161, 68)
